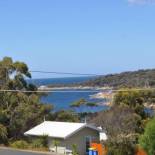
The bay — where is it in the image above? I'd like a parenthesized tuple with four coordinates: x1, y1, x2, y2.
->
(29, 77, 107, 112)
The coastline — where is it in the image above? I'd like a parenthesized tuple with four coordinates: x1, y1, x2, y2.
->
(39, 85, 113, 108)
(38, 85, 112, 91)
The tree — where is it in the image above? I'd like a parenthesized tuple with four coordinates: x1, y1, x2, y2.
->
(0, 57, 53, 141)
(91, 105, 141, 155)
(139, 117, 155, 155)
(70, 98, 86, 112)
(113, 90, 147, 119)
(81, 69, 155, 88)
(50, 110, 79, 122)
(86, 102, 98, 112)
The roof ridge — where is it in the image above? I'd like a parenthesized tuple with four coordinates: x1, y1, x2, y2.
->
(44, 121, 86, 124)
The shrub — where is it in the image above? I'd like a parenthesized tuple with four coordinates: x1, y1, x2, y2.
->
(72, 144, 79, 155)
(39, 135, 48, 148)
(31, 139, 43, 148)
(10, 140, 29, 149)
(0, 124, 8, 144)
(139, 117, 155, 155)
(52, 139, 60, 152)
(31, 135, 49, 149)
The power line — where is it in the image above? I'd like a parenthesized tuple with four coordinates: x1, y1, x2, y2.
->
(0, 67, 103, 76)
(1, 68, 155, 93)
(0, 88, 155, 93)
(0, 66, 104, 76)
(30, 70, 102, 76)
(0, 89, 100, 93)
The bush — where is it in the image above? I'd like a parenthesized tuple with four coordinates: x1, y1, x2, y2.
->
(0, 124, 8, 144)
(72, 144, 79, 155)
(40, 135, 48, 148)
(9, 136, 48, 151)
(106, 136, 136, 155)
(31, 139, 45, 148)
(139, 117, 155, 155)
(10, 140, 29, 149)
(31, 135, 48, 149)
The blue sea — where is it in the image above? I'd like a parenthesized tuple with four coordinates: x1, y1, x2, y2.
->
(29, 77, 108, 112)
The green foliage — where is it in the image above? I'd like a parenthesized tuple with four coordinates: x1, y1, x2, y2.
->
(114, 90, 148, 119)
(91, 89, 155, 154)
(51, 110, 79, 122)
(10, 136, 49, 150)
(70, 98, 98, 113)
(70, 98, 86, 108)
(139, 117, 155, 155)
(86, 102, 97, 107)
(72, 144, 79, 155)
(107, 138, 136, 155)
(31, 139, 44, 148)
(13, 61, 31, 78)
(0, 57, 53, 142)
(31, 135, 49, 148)
(10, 140, 29, 149)
(82, 69, 155, 88)
(0, 124, 8, 144)
(39, 135, 49, 148)
(52, 139, 60, 152)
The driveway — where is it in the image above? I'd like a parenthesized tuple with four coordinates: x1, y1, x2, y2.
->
(0, 147, 58, 155)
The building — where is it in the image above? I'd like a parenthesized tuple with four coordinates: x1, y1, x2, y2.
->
(24, 121, 107, 155)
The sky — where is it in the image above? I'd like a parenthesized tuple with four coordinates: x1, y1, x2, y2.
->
(0, 0, 155, 78)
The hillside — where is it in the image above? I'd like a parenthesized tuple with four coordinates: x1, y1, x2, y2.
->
(82, 69, 155, 88)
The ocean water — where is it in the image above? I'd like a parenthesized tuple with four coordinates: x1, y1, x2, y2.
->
(29, 77, 107, 112)
(28, 76, 96, 86)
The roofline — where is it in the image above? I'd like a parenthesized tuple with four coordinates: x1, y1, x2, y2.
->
(24, 122, 103, 140)
(64, 124, 102, 139)
(24, 133, 65, 139)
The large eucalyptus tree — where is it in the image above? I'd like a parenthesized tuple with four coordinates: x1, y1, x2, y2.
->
(0, 57, 52, 141)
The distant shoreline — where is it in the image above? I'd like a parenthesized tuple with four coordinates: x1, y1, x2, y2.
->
(38, 85, 113, 107)
(38, 85, 112, 91)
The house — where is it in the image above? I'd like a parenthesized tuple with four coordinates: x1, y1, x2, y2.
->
(24, 121, 107, 155)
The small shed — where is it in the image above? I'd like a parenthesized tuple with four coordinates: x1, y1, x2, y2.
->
(25, 121, 106, 155)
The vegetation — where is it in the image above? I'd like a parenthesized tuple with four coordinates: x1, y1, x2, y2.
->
(90, 89, 155, 155)
(82, 69, 155, 88)
(0, 124, 8, 144)
(70, 98, 87, 112)
(10, 136, 49, 151)
(50, 110, 79, 122)
(46, 69, 155, 89)
(52, 139, 60, 153)
(1, 56, 155, 154)
(70, 98, 98, 114)
(0, 57, 53, 142)
(86, 102, 98, 112)
(91, 105, 140, 155)
(0, 56, 82, 151)
(114, 90, 147, 119)
(10, 140, 29, 149)
(139, 117, 155, 155)
(30, 135, 49, 149)
(72, 144, 79, 155)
